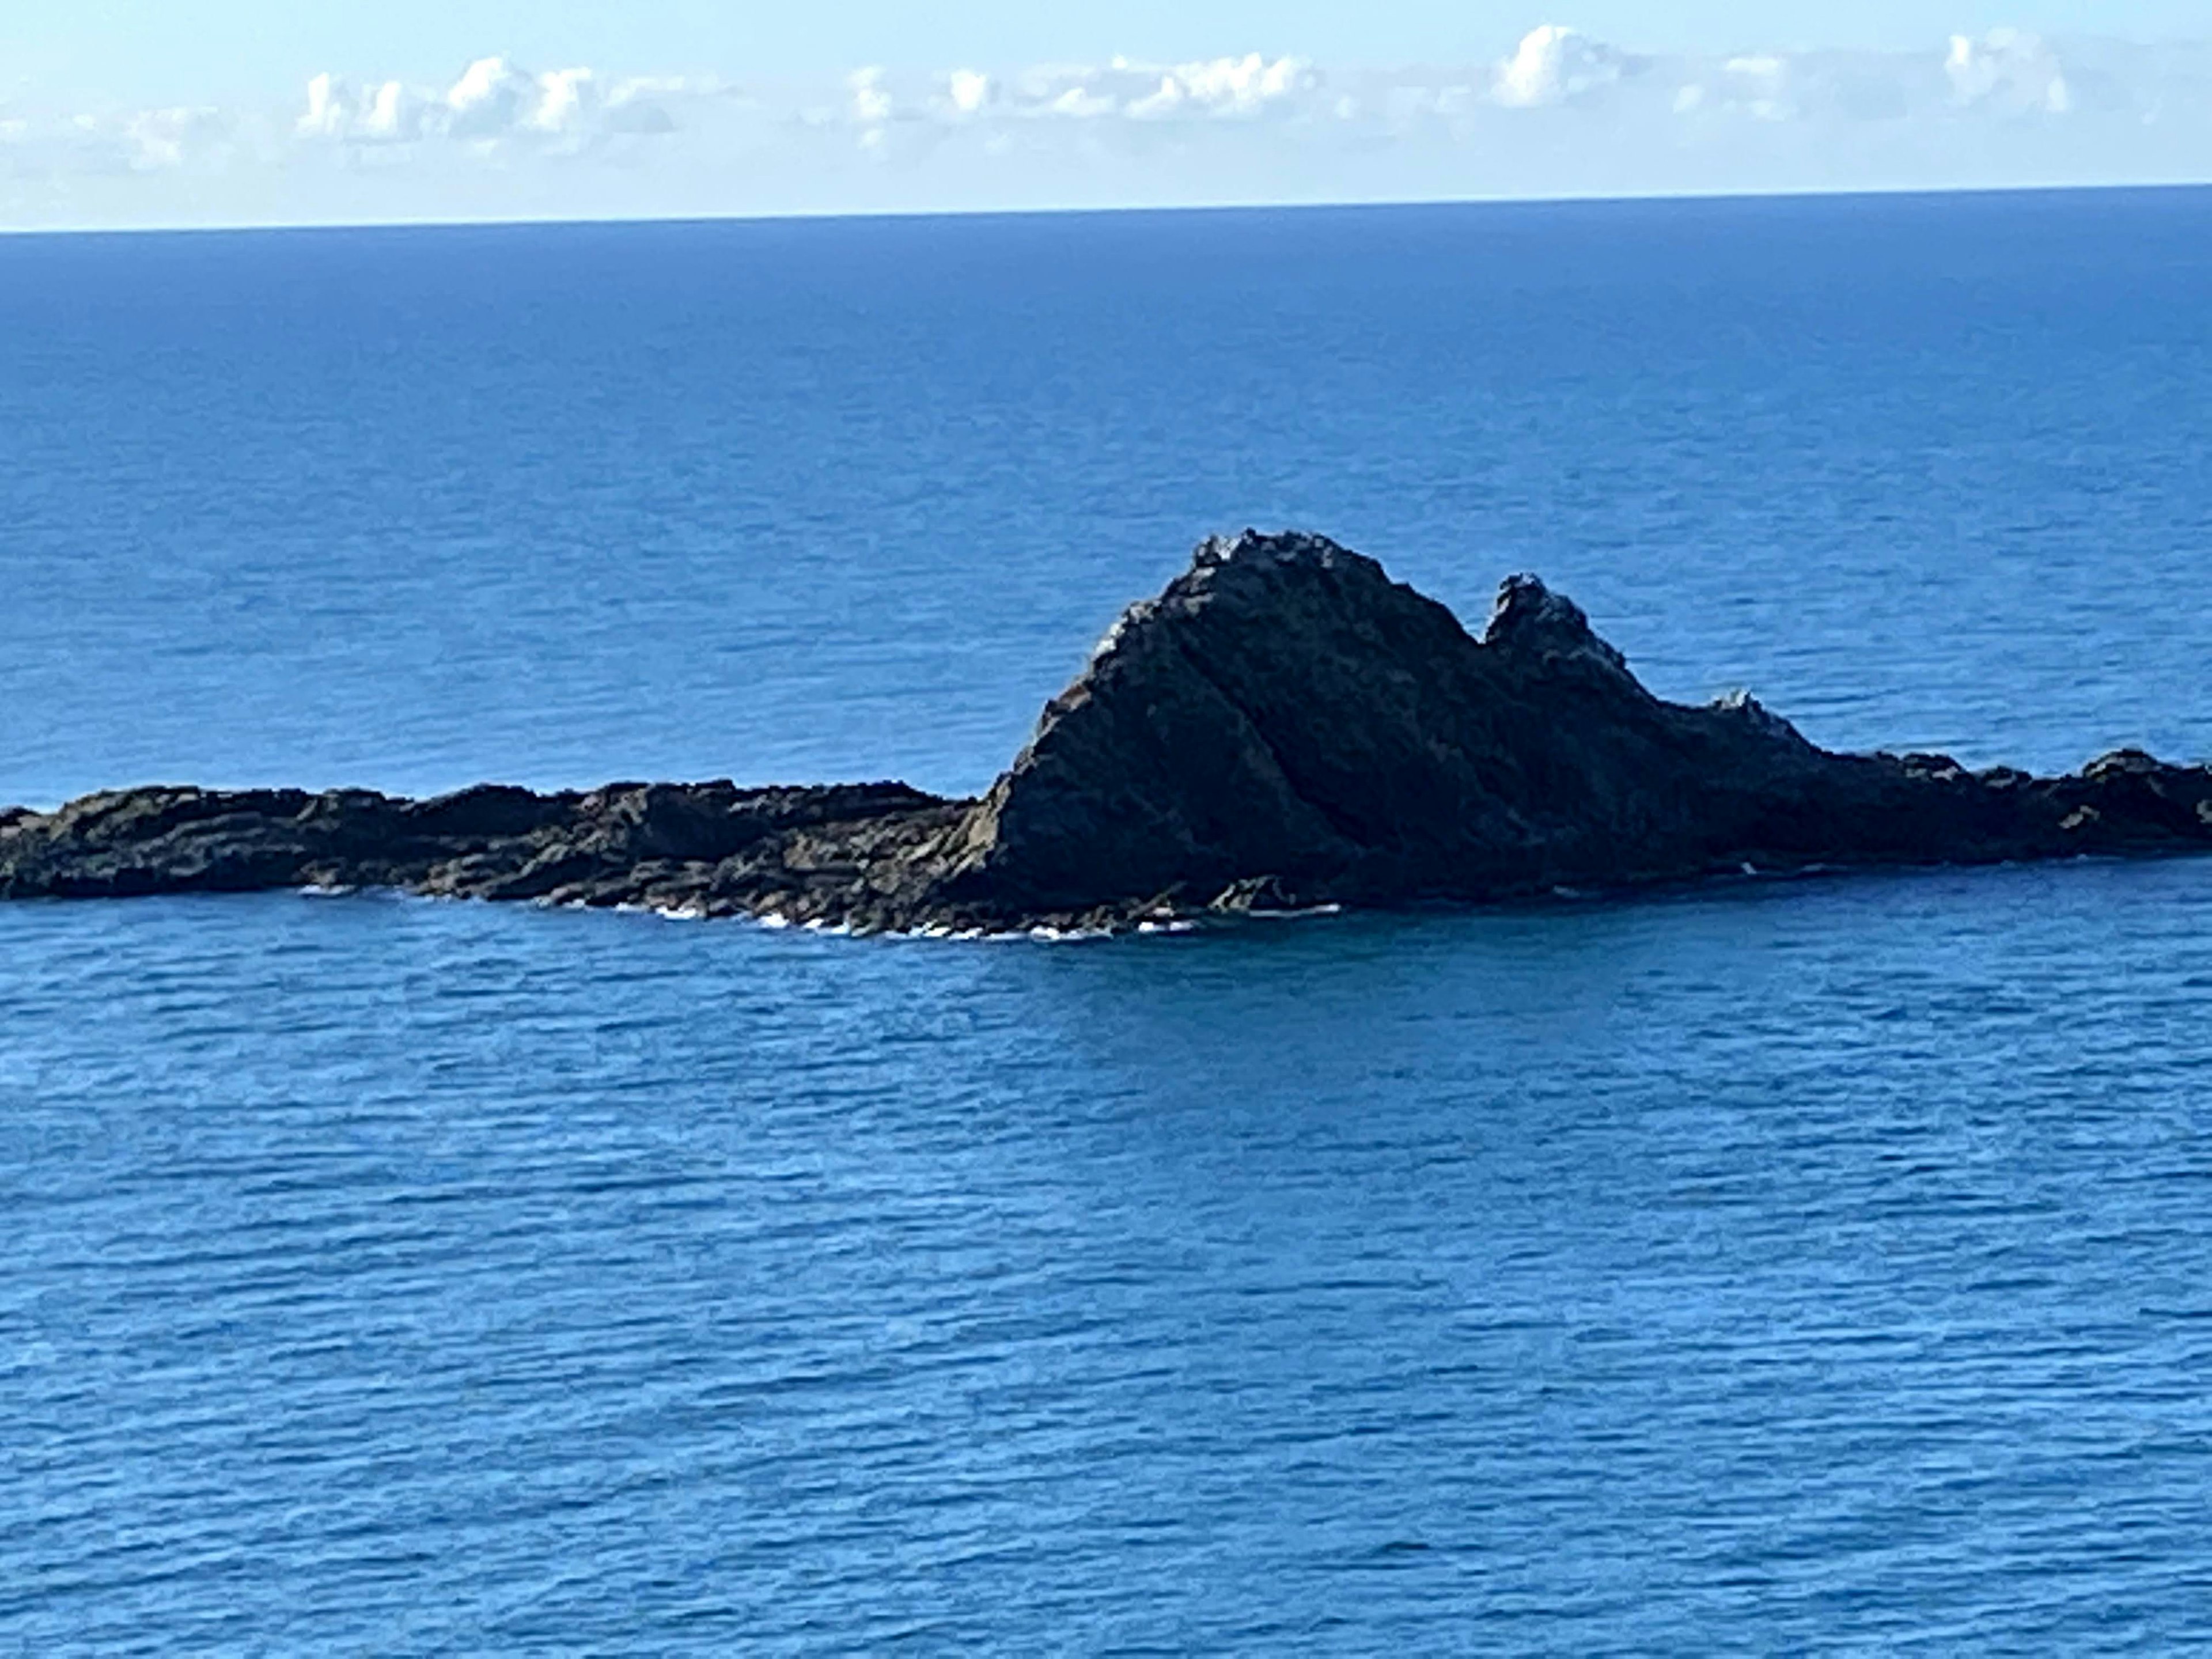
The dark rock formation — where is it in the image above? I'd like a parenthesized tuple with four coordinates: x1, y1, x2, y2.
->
(6, 529, 2211, 933)
(0, 779, 967, 929)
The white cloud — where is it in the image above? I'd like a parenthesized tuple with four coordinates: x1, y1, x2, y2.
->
(603, 78, 689, 135)
(286, 57, 703, 150)
(1042, 82, 1118, 120)
(529, 68, 596, 135)
(984, 54, 1318, 123)
(1147, 54, 1314, 117)
(1494, 26, 1628, 108)
(298, 73, 347, 139)
(298, 74, 425, 142)
(443, 56, 537, 138)
(361, 81, 421, 141)
(849, 67, 893, 127)
(1726, 56, 1790, 115)
(946, 70, 993, 117)
(1947, 30, 2072, 115)
(123, 107, 228, 170)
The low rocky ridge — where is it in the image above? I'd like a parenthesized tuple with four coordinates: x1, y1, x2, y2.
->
(6, 530, 2211, 933)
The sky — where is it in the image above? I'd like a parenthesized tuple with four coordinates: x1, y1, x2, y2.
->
(3, 2, 2210, 229)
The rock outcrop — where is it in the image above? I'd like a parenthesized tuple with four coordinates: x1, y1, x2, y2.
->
(6, 529, 2211, 932)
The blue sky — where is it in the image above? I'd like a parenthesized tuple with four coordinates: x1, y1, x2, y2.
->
(4, 3, 2210, 229)
(12, 1, 2212, 97)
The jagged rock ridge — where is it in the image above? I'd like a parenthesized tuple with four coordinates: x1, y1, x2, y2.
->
(5, 530, 2210, 931)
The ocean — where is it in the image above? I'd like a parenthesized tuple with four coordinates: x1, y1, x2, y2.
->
(6, 189, 2212, 1651)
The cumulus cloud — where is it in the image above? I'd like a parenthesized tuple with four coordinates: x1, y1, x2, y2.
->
(124, 107, 230, 170)
(288, 56, 705, 150)
(945, 70, 993, 117)
(849, 67, 894, 127)
(1673, 54, 1804, 122)
(299, 73, 426, 142)
(0, 103, 234, 180)
(987, 54, 1319, 123)
(816, 52, 1322, 146)
(602, 79, 687, 135)
(1947, 30, 2072, 115)
(1493, 25, 1630, 108)
(442, 56, 535, 137)
(1130, 54, 1315, 118)
(529, 68, 597, 135)
(1721, 56, 1794, 121)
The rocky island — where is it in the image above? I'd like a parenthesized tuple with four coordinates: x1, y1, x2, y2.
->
(6, 529, 2211, 934)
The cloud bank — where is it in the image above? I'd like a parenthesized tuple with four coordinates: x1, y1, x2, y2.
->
(293, 58, 702, 146)
(3, 26, 2210, 229)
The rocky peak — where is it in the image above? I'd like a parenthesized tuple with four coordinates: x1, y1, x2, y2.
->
(1086, 527, 1404, 672)
(1481, 573, 1634, 681)
(1174, 528, 1399, 615)
(1711, 687, 1816, 749)
(937, 535, 1896, 918)
(1190, 527, 1361, 573)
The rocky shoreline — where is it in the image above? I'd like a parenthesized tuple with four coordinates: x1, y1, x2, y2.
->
(7, 530, 2211, 933)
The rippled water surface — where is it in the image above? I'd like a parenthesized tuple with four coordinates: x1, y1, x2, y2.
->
(6, 190, 2212, 1652)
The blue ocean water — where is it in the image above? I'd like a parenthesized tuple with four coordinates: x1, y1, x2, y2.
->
(5, 190, 2212, 1652)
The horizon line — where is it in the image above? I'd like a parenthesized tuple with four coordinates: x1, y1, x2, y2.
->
(6, 176, 2212, 241)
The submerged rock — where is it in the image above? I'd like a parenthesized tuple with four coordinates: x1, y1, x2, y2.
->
(6, 529, 2211, 932)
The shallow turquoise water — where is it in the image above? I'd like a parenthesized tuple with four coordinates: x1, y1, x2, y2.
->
(6, 191, 2212, 1652)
